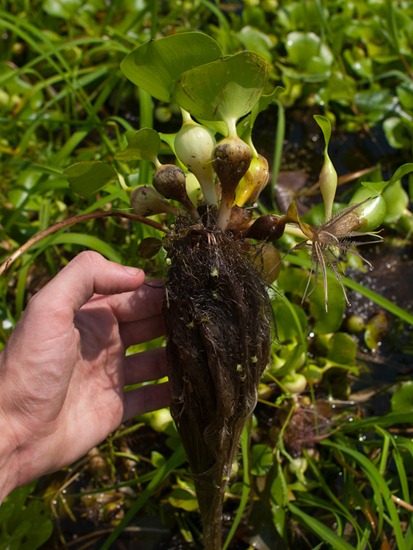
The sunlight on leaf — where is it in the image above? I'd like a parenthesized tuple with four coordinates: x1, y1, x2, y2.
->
(173, 51, 270, 135)
(168, 488, 199, 512)
(120, 32, 222, 102)
(64, 161, 117, 197)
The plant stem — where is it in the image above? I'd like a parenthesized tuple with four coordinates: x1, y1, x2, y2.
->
(271, 100, 285, 211)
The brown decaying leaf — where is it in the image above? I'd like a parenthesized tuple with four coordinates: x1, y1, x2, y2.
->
(287, 200, 383, 311)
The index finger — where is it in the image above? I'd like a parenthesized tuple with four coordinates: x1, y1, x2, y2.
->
(95, 280, 164, 324)
(32, 251, 146, 317)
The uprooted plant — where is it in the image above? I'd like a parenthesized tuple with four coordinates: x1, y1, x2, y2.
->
(1, 32, 400, 549)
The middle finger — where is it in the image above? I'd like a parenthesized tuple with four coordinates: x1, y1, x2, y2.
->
(120, 314, 165, 349)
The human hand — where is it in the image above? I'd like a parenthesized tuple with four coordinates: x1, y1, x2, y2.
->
(0, 251, 169, 499)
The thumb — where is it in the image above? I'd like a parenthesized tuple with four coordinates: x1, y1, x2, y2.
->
(33, 251, 145, 314)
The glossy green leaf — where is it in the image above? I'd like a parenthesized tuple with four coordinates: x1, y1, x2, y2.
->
(115, 128, 160, 163)
(382, 180, 409, 223)
(173, 51, 270, 135)
(120, 32, 223, 102)
(64, 161, 118, 197)
(349, 186, 387, 231)
(285, 32, 333, 80)
(342, 48, 373, 79)
(250, 444, 273, 476)
(286, 32, 323, 66)
(310, 275, 346, 334)
(327, 333, 357, 364)
(391, 382, 413, 413)
(238, 26, 274, 61)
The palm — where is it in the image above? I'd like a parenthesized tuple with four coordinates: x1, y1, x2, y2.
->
(0, 252, 169, 491)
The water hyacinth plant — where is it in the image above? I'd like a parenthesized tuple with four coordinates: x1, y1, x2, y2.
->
(2, 29, 410, 550)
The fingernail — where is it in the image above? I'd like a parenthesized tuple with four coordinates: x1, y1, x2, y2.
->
(122, 265, 141, 276)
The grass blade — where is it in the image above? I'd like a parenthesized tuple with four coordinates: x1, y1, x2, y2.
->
(288, 502, 355, 550)
(322, 440, 406, 549)
(223, 425, 251, 550)
(32, 233, 123, 263)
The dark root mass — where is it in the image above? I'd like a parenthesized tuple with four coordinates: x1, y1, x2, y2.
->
(163, 218, 272, 549)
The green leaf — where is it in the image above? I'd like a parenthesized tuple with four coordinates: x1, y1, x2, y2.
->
(115, 128, 160, 163)
(354, 90, 395, 122)
(223, 427, 252, 550)
(314, 115, 336, 221)
(327, 333, 357, 364)
(64, 161, 118, 197)
(314, 115, 332, 154)
(288, 502, 354, 550)
(238, 86, 285, 141)
(364, 311, 388, 351)
(151, 451, 166, 468)
(321, 440, 405, 550)
(383, 117, 412, 149)
(389, 162, 413, 185)
(349, 186, 387, 231)
(391, 382, 413, 413)
(238, 26, 274, 61)
(310, 275, 346, 334)
(19, 501, 53, 550)
(0, 483, 52, 550)
(173, 51, 270, 135)
(271, 289, 308, 342)
(345, 411, 413, 431)
(120, 32, 222, 102)
(168, 488, 199, 511)
(250, 444, 274, 476)
(33, 233, 123, 263)
(284, 32, 333, 81)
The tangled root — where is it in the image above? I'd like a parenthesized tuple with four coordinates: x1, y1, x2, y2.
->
(163, 217, 272, 548)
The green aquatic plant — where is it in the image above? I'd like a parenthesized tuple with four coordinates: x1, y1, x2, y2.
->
(2, 10, 413, 548)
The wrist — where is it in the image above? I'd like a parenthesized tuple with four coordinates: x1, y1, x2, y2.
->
(0, 408, 20, 502)
(0, 352, 20, 501)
